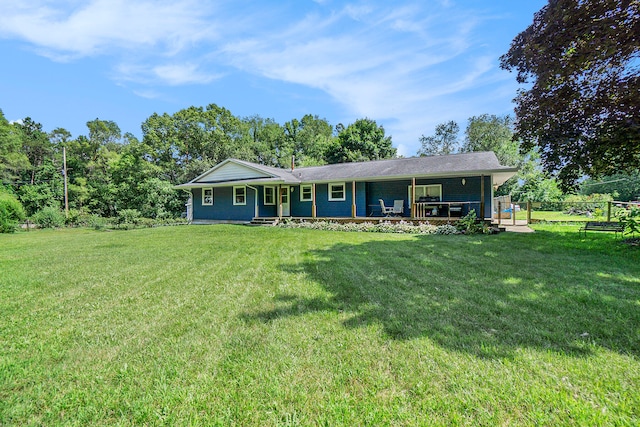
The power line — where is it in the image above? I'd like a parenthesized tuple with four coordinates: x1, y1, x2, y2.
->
(582, 178, 629, 186)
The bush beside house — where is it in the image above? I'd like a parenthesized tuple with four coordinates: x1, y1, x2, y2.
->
(0, 190, 26, 233)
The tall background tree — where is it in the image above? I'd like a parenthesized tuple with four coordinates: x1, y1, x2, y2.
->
(500, 0, 640, 190)
(0, 110, 30, 184)
(324, 118, 395, 164)
(3, 102, 404, 220)
(461, 115, 520, 166)
(417, 121, 460, 156)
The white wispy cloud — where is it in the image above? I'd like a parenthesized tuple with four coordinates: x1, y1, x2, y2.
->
(152, 64, 223, 86)
(0, 0, 521, 155)
(218, 2, 506, 154)
(0, 0, 216, 58)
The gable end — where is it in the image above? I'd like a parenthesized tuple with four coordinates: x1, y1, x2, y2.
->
(194, 160, 274, 183)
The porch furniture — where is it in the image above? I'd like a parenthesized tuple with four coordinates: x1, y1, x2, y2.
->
(449, 203, 463, 217)
(379, 199, 395, 216)
(579, 221, 624, 237)
(418, 196, 440, 203)
(393, 200, 404, 215)
(416, 196, 440, 216)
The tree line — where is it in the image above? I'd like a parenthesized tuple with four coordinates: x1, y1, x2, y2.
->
(4, 99, 637, 226)
(0, 105, 400, 219)
(0, 100, 543, 221)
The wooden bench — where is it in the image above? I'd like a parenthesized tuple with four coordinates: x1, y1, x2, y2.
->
(579, 221, 624, 237)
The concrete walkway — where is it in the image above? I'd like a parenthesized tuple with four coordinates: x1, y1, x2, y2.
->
(501, 224, 535, 233)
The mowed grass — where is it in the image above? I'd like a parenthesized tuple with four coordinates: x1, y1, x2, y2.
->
(515, 210, 609, 222)
(1, 225, 639, 426)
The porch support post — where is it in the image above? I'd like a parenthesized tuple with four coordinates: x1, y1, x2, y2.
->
(312, 183, 317, 218)
(351, 181, 356, 218)
(480, 175, 485, 219)
(278, 184, 282, 219)
(411, 178, 416, 218)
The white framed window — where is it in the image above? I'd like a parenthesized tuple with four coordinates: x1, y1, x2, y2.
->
(328, 182, 346, 201)
(264, 186, 275, 205)
(202, 188, 213, 205)
(300, 185, 312, 202)
(234, 186, 246, 205)
(408, 184, 442, 204)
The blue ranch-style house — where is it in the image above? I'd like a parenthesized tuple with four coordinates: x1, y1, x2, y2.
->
(174, 151, 518, 223)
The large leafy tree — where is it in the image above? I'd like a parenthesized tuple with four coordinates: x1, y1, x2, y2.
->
(142, 104, 252, 183)
(461, 115, 520, 166)
(244, 115, 289, 168)
(417, 121, 460, 156)
(325, 118, 396, 164)
(0, 110, 30, 183)
(283, 114, 334, 166)
(500, 0, 640, 190)
(17, 117, 53, 185)
(461, 114, 523, 196)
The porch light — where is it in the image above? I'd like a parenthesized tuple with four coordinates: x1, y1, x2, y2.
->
(461, 178, 466, 186)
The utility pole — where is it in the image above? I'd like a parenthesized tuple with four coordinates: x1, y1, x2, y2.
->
(63, 146, 69, 217)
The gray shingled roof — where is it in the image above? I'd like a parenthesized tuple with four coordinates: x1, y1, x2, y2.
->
(295, 152, 515, 182)
(175, 152, 517, 189)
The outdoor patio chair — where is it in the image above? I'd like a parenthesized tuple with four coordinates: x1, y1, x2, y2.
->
(379, 199, 394, 216)
(393, 200, 404, 215)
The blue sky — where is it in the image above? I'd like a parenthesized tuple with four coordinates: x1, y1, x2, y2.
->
(0, 0, 546, 157)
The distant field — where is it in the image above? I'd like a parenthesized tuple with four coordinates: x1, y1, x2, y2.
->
(1, 225, 639, 425)
(514, 210, 611, 222)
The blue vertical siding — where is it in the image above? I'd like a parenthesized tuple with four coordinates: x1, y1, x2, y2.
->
(257, 186, 278, 218)
(290, 185, 313, 217)
(191, 175, 493, 220)
(355, 181, 367, 216)
(367, 180, 412, 217)
(315, 183, 352, 217)
(192, 187, 256, 221)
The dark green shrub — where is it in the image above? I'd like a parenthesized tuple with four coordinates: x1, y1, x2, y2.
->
(0, 192, 26, 233)
(65, 208, 89, 227)
(88, 215, 108, 230)
(32, 206, 66, 228)
(456, 210, 483, 234)
(116, 209, 142, 229)
(617, 206, 640, 236)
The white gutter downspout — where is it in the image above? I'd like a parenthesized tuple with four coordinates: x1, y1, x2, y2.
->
(247, 185, 259, 219)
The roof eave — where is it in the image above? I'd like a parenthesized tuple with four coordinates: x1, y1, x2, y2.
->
(174, 177, 297, 189)
(299, 168, 520, 183)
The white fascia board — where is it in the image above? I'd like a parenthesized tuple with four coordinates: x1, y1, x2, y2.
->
(301, 168, 519, 184)
(174, 178, 288, 190)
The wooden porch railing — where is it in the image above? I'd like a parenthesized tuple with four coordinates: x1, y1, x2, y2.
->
(413, 201, 481, 220)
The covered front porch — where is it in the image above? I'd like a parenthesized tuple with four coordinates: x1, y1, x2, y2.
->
(263, 176, 491, 221)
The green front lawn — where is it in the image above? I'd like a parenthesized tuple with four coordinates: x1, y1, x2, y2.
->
(1, 225, 639, 425)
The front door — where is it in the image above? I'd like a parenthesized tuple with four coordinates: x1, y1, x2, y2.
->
(280, 186, 290, 216)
